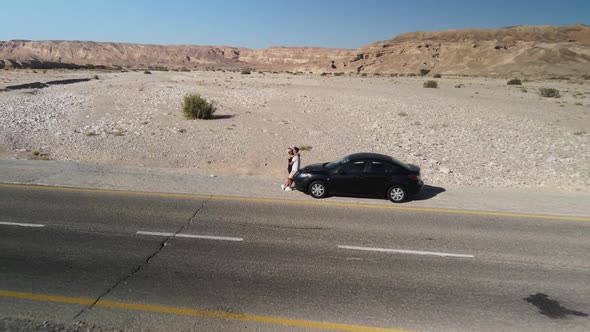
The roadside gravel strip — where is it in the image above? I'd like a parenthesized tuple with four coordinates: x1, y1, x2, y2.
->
(0, 317, 124, 332)
(1, 159, 590, 218)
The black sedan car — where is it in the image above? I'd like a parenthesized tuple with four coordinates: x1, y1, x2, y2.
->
(293, 153, 423, 203)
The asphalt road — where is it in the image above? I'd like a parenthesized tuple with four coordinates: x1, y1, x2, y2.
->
(0, 184, 588, 331)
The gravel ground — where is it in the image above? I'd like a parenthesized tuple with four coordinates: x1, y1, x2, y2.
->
(0, 70, 589, 191)
(0, 317, 127, 332)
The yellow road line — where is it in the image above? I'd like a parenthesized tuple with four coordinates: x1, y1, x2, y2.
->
(1, 182, 589, 221)
(0, 289, 410, 332)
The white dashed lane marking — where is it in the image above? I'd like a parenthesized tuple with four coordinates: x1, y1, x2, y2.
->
(338, 245, 475, 258)
(0, 221, 46, 228)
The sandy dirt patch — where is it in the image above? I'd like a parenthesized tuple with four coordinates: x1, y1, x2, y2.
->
(1, 70, 589, 190)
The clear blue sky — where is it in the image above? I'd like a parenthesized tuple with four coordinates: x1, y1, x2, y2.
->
(1, 0, 588, 49)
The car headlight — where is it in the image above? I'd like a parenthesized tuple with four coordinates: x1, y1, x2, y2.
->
(297, 173, 312, 178)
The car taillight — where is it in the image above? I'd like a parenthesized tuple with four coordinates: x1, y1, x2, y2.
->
(409, 174, 420, 181)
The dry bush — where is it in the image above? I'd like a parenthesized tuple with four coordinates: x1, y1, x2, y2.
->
(182, 94, 216, 119)
(423, 80, 438, 88)
(507, 78, 522, 85)
(539, 88, 560, 98)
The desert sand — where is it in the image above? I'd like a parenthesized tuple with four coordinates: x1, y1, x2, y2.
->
(0, 69, 588, 191)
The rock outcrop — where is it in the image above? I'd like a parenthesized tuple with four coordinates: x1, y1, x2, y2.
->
(348, 24, 590, 76)
(0, 40, 243, 69)
(1, 24, 589, 76)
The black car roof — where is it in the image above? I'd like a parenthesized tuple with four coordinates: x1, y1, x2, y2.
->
(346, 153, 393, 162)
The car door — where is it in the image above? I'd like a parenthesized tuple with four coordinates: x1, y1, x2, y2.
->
(363, 161, 401, 196)
(329, 160, 368, 195)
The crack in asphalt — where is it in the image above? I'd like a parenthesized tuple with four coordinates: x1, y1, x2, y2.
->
(71, 197, 210, 320)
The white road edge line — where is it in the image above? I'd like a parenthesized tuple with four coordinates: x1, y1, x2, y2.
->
(338, 245, 475, 258)
(136, 231, 243, 242)
(0, 221, 45, 228)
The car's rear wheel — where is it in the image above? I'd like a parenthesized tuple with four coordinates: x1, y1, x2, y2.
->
(387, 185, 407, 203)
(309, 181, 327, 199)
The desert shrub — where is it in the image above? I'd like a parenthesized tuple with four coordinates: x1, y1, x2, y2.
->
(180, 67, 190, 72)
(582, 73, 590, 80)
(361, 73, 367, 77)
(390, 73, 398, 77)
(334, 72, 344, 76)
(407, 73, 417, 77)
(93, 75, 99, 80)
(241, 69, 251, 75)
(320, 72, 328, 76)
(423, 80, 438, 88)
(182, 94, 216, 119)
(373, 73, 381, 76)
(507, 78, 522, 85)
(419, 69, 431, 76)
(539, 88, 560, 98)
(398, 112, 408, 117)
(433, 74, 442, 78)
(298, 145, 313, 151)
(144, 70, 152, 74)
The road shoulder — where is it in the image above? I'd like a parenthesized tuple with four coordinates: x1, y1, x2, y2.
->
(1, 158, 588, 217)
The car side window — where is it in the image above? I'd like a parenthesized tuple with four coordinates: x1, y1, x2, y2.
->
(369, 161, 399, 174)
(340, 161, 367, 174)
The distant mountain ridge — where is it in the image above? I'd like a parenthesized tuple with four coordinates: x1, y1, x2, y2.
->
(1, 24, 589, 76)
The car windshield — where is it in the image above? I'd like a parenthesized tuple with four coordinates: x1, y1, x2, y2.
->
(325, 157, 349, 170)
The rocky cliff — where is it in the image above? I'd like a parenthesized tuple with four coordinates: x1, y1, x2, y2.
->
(0, 40, 242, 69)
(348, 24, 590, 76)
(1, 24, 589, 76)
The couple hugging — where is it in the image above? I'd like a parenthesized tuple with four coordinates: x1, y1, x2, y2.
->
(281, 147, 300, 192)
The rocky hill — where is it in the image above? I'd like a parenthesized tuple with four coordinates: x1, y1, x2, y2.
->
(0, 40, 243, 69)
(349, 24, 590, 76)
(1, 24, 589, 76)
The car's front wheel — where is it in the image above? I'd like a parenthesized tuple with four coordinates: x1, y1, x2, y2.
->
(309, 181, 327, 199)
(387, 185, 407, 203)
